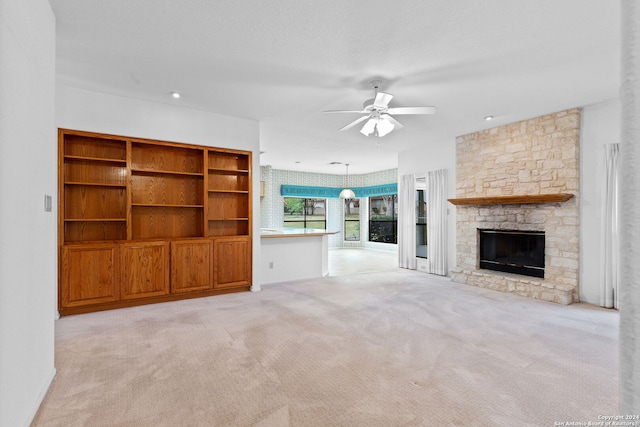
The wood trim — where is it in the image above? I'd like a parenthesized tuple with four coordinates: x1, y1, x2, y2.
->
(58, 128, 248, 155)
(58, 129, 66, 306)
(447, 193, 574, 206)
(247, 151, 253, 239)
(203, 151, 210, 237)
(126, 139, 133, 240)
(59, 286, 250, 316)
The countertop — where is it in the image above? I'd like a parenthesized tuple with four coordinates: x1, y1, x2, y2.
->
(260, 228, 339, 238)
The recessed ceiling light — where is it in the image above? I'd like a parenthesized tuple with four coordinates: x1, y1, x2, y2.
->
(170, 91, 181, 99)
(485, 116, 494, 121)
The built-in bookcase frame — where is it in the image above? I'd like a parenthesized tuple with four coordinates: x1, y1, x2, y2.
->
(59, 129, 251, 243)
(58, 129, 252, 315)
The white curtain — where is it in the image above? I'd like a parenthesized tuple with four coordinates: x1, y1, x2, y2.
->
(601, 143, 620, 308)
(427, 169, 448, 275)
(398, 174, 416, 269)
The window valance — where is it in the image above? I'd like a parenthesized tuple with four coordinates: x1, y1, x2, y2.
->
(280, 183, 397, 199)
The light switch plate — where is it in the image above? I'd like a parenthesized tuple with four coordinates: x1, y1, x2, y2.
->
(44, 194, 52, 212)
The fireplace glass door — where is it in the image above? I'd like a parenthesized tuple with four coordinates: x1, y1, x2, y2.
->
(479, 229, 545, 278)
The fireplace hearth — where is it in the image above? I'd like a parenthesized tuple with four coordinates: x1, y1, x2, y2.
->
(479, 229, 545, 278)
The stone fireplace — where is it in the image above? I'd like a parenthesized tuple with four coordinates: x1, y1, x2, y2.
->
(450, 109, 580, 304)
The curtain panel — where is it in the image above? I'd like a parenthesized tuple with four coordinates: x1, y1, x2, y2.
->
(427, 169, 448, 276)
(398, 174, 416, 269)
(601, 143, 620, 308)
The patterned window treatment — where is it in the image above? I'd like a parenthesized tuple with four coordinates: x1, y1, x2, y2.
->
(398, 174, 416, 269)
(427, 169, 448, 276)
(601, 143, 620, 308)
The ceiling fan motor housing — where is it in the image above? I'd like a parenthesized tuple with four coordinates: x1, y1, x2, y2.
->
(363, 98, 376, 110)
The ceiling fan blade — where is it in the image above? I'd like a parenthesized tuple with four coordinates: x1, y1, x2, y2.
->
(324, 109, 367, 114)
(386, 106, 437, 115)
(381, 114, 404, 129)
(339, 115, 370, 131)
(373, 92, 393, 108)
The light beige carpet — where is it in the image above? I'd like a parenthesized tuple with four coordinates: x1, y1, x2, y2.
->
(328, 248, 398, 276)
(32, 269, 618, 426)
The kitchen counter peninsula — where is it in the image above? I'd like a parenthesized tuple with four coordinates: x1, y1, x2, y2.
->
(260, 228, 338, 284)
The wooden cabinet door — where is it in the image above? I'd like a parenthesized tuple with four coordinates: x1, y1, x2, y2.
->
(60, 243, 119, 308)
(120, 241, 169, 300)
(171, 239, 213, 293)
(213, 237, 251, 289)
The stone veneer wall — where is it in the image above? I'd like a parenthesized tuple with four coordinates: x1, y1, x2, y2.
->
(451, 109, 580, 304)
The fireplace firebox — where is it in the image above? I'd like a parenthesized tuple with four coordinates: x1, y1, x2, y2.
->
(478, 229, 545, 278)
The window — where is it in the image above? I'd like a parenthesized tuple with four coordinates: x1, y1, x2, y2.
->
(369, 194, 397, 243)
(344, 198, 360, 241)
(416, 189, 428, 258)
(283, 198, 326, 229)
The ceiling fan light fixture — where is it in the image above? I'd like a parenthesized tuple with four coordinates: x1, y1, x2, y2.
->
(360, 118, 376, 136)
(376, 118, 395, 137)
(325, 81, 436, 137)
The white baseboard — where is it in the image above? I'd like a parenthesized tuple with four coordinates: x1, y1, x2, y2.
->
(416, 257, 429, 272)
(23, 368, 56, 427)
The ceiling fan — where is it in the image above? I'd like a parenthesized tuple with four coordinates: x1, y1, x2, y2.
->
(324, 80, 437, 137)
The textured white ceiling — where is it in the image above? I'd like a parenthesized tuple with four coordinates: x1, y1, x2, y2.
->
(50, 0, 620, 174)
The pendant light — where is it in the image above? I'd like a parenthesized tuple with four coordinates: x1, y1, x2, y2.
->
(339, 163, 355, 199)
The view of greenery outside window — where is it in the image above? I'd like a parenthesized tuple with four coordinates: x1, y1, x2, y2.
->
(369, 194, 398, 243)
(283, 198, 326, 229)
(344, 198, 360, 241)
(416, 189, 428, 258)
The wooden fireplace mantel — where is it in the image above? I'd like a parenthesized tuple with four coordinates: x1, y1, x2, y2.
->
(447, 193, 574, 206)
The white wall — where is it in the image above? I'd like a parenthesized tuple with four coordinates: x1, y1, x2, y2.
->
(580, 98, 621, 304)
(0, 1, 57, 426)
(261, 235, 328, 284)
(398, 137, 457, 274)
(56, 86, 262, 290)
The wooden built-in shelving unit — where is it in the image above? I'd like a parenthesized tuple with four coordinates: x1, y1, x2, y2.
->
(207, 151, 251, 237)
(58, 129, 252, 315)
